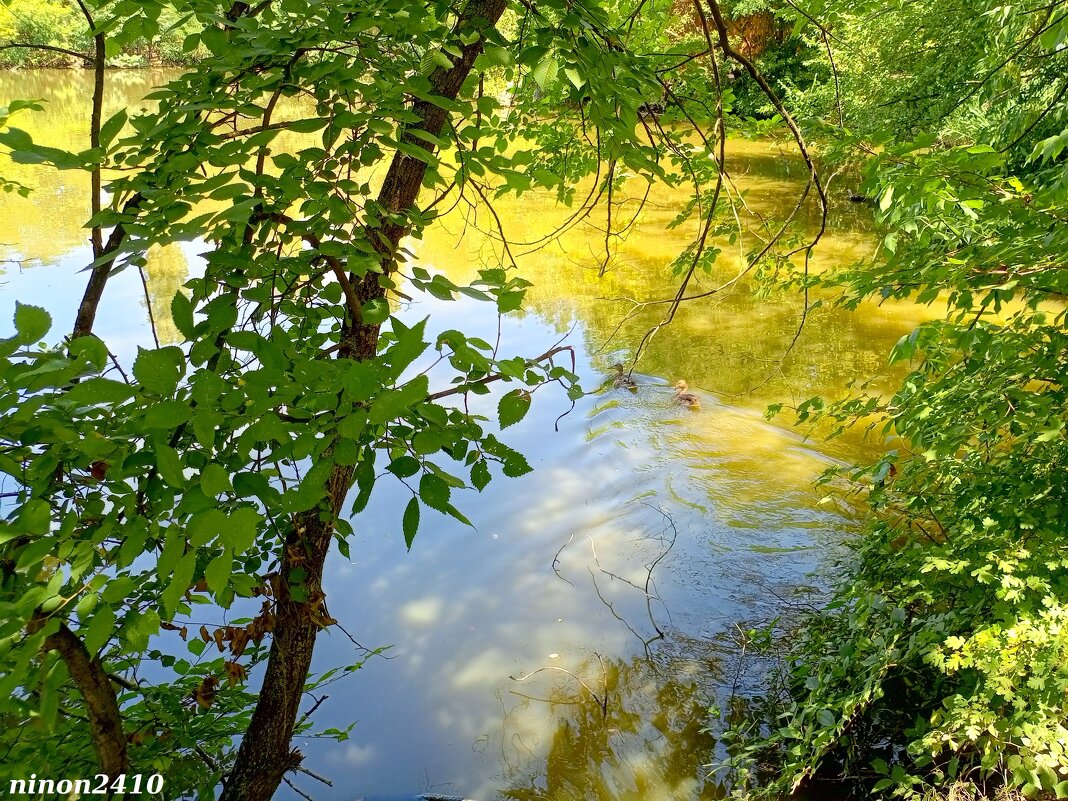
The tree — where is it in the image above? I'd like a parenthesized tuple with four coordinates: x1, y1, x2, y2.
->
(1, 0, 819, 798)
(0, 0, 205, 67)
(723, 1, 1068, 797)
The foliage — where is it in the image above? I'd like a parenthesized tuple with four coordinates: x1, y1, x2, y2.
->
(11, 0, 1065, 796)
(0, 0, 747, 797)
(717, 0, 817, 120)
(724, 0, 1068, 797)
(0, 0, 84, 66)
(0, 0, 205, 67)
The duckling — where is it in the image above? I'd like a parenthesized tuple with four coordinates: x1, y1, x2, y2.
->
(611, 363, 639, 391)
(673, 380, 701, 409)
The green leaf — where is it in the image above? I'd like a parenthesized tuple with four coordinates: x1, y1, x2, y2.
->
(475, 45, 513, 71)
(878, 185, 894, 212)
(343, 362, 376, 401)
(441, 502, 471, 527)
(204, 549, 232, 596)
(532, 53, 558, 89)
(419, 472, 450, 512)
(384, 317, 429, 380)
(100, 576, 136, 604)
(221, 507, 261, 554)
(82, 605, 116, 654)
(388, 455, 421, 478)
(125, 608, 160, 651)
(98, 108, 128, 148)
(471, 460, 491, 491)
(155, 444, 186, 488)
(68, 336, 108, 370)
(564, 67, 584, 89)
(144, 400, 192, 429)
(188, 509, 226, 547)
(361, 297, 390, 325)
(16, 537, 54, 571)
(498, 389, 531, 429)
(171, 292, 195, 339)
(502, 452, 532, 477)
(161, 550, 196, 619)
(13, 302, 51, 343)
(425, 49, 453, 72)
(200, 463, 233, 496)
(16, 499, 51, 535)
(133, 346, 185, 395)
(338, 410, 368, 440)
(286, 117, 329, 133)
(369, 375, 429, 424)
(0, 128, 85, 169)
(226, 330, 263, 351)
(497, 289, 525, 313)
(403, 496, 419, 550)
(65, 377, 136, 405)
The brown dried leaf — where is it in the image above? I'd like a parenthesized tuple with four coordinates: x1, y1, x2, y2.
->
(223, 660, 248, 688)
(194, 676, 217, 709)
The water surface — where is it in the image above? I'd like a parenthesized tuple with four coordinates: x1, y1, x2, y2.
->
(0, 70, 929, 800)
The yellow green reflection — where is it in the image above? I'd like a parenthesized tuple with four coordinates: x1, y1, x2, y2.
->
(500, 654, 721, 801)
(1, 67, 935, 801)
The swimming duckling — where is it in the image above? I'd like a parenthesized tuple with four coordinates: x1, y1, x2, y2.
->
(673, 380, 701, 409)
(611, 363, 639, 391)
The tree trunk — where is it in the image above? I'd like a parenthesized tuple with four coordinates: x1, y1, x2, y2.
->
(41, 623, 129, 777)
(218, 2, 507, 799)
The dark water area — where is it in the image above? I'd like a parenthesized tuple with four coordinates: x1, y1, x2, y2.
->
(0, 70, 933, 800)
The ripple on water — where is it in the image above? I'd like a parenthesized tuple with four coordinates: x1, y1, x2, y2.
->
(0, 71, 919, 800)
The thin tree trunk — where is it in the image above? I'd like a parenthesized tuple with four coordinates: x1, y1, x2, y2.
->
(71, 1, 106, 339)
(71, 0, 254, 339)
(45, 4, 252, 783)
(41, 623, 129, 776)
(218, 2, 507, 799)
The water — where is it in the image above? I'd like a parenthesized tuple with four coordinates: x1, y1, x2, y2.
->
(0, 70, 929, 800)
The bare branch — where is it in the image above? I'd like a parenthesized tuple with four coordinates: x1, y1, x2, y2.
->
(0, 42, 88, 60)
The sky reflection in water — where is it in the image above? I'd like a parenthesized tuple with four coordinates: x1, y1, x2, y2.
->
(0, 70, 931, 800)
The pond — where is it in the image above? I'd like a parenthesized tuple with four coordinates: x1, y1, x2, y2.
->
(0, 70, 929, 800)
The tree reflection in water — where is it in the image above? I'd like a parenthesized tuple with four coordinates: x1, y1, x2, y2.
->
(497, 510, 724, 801)
(498, 650, 723, 801)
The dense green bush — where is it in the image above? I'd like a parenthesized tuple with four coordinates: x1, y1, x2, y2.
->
(0, 1, 204, 67)
(723, 0, 1068, 797)
(0, 0, 87, 67)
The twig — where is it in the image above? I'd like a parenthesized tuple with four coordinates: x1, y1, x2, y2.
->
(509, 665, 606, 711)
(282, 777, 315, 801)
(551, 532, 576, 587)
(262, 212, 364, 326)
(425, 345, 572, 401)
(295, 694, 328, 729)
(137, 263, 161, 349)
(0, 42, 88, 60)
(294, 766, 333, 787)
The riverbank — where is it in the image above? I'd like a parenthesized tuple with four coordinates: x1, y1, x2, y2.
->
(0, 66, 908, 799)
(0, 0, 205, 69)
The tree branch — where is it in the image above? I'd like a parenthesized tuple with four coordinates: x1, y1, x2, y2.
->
(219, 4, 508, 799)
(258, 212, 364, 326)
(38, 622, 128, 778)
(0, 42, 89, 60)
(426, 346, 573, 401)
